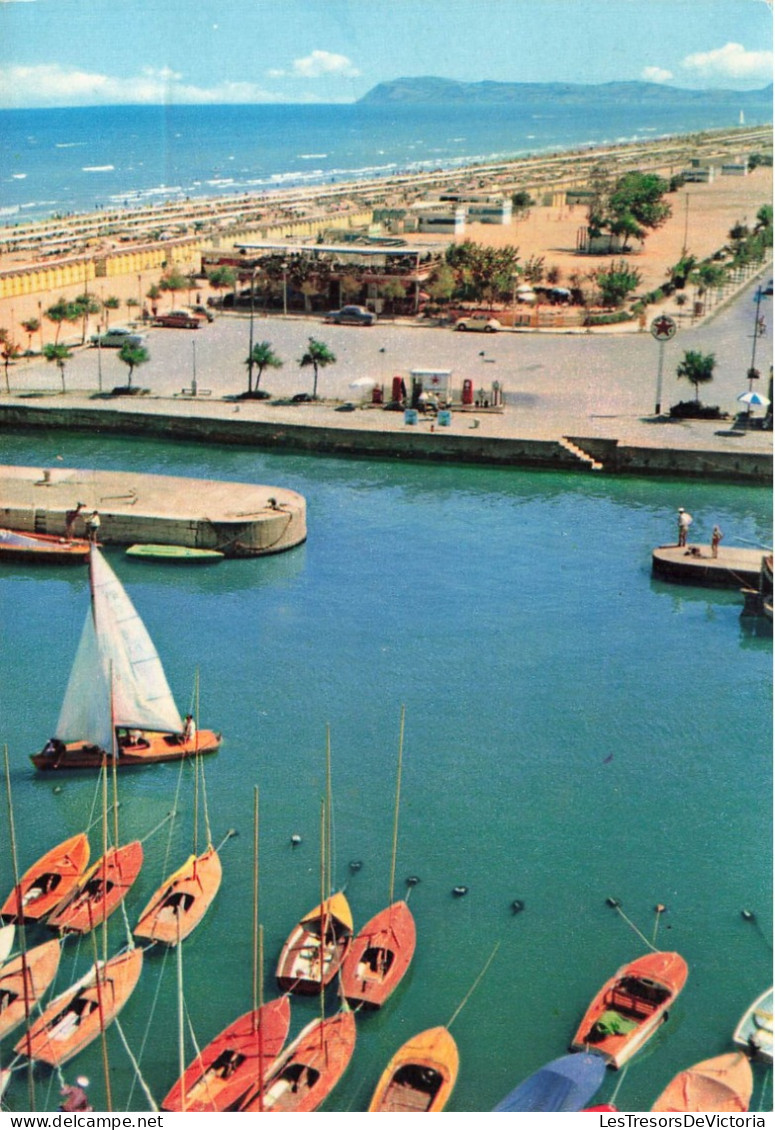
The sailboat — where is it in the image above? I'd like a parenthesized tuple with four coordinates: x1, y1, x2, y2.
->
(31, 547, 221, 771)
(0, 833, 90, 924)
(47, 841, 144, 935)
(276, 892, 353, 995)
(133, 846, 221, 947)
(14, 947, 143, 1067)
(0, 939, 61, 1040)
(339, 707, 416, 1009)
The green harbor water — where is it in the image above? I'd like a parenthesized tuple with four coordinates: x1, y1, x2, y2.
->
(0, 431, 771, 1113)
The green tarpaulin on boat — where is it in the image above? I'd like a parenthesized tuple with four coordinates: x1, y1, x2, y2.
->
(593, 1010, 638, 1038)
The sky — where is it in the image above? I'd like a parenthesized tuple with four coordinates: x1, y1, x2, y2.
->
(0, 0, 772, 109)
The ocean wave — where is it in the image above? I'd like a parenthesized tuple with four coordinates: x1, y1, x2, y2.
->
(55, 142, 88, 148)
(11, 174, 27, 180)
(298, 153, 328, 160)
(82, 165, 115, 173)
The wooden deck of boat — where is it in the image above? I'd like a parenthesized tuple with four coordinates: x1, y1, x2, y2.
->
(651, 544, 767, 588)
(0, 465, 306, 558)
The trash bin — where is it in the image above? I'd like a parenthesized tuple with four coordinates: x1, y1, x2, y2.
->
(437, 409, 452, 426)
(404, 408, 418, 425)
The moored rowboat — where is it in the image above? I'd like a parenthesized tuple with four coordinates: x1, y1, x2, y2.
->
(733, 986, 773, 1064)
(368, 1026, 459, 1112)
(126, 544, 224, 562)
(570, 951, 688, 1068)
(0, 833, 90, 924)
(651, 1052, 753, 1112)
(276, 892, 353, 995)
(493, 1053, 607, 1112)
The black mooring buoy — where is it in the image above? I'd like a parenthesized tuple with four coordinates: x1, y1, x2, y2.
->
(452, 885, 468, 898)
(606, 896, 621, 908)
(511, 899, 525, 914)
(405, 876, 420, 888)
(349, 860, 363, 874)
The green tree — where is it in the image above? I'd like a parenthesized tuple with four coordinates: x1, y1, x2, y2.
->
(676, 349, 716, 403)
(0, 333, 20, 394)
(44, 297, 79, 343)
(42, 342, 73, 392)
(207, 266, 237, 308)
(299, 338, 336, 400)
(159, 269, 188, 308)
(21, 317, 40, 353)
(511, 190, 534, 214)
(379, 278, 407, 313)
(666, 254, 698, 290)
(426, 263, 455, 305)
(246, 341, 283, 395)
(754, 204, 773, 245)
(607, 171, 672, 245)
(102, 296, 121, 326)
(118, 342, 150, 390)
(72, 292, 101, 344)
(592, 260, 642, 307)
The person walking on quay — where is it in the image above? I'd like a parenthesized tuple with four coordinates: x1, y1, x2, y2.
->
(87, 509, 101, 543)
(711, 524, 723, 558)
(677, 507, 693, 547)
(64, 501, 85, 539)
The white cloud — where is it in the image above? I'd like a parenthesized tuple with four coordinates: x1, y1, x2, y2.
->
(681, 42, 773, 81)
(0, 64, 285, 107)
(642, 66, 673, 84)
(291, 50, 360, 79)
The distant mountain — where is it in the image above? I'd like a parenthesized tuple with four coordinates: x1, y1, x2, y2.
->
(359, 77, 774, 107)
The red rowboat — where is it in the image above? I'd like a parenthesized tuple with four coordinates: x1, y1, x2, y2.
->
(161, 997, 291, 1112)
(47, 842, 143, 935)
(0, 528, 90, 565)
(1, 833, 90, 924)
(338, 900, 416, 1009)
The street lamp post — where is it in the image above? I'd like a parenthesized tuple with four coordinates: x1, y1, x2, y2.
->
(282, 262, 288, 317)
(748, 285, 764, 389)
(247, 267, 257, 392)
(96, 323, 102, 393)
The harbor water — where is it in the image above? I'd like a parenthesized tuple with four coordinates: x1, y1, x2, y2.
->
(0, 430, 771, 1112)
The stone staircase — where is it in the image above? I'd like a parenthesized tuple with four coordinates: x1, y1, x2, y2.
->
(559, 437, 604, 471)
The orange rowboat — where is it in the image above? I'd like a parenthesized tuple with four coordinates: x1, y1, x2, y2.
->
(570, 951, 688, 1068)
(339, 900, 416, 1010)
(0, 833, 90, 924)
(276, 892, 353, 995)
(161, 997, 291, 1112)
(134, 847, 222, 946)
(368, 1025, 459, 1112)
(47, 841, 143, 935)
(240, 1009, 356, 1113)
(0, 940, 61, 1041)
(15, 947, 143, 1067)
(651, 1053, 753, 1112)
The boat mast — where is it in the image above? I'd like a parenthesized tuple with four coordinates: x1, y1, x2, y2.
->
(3, 745, 35, 1112)
(389, 706, 406, 907)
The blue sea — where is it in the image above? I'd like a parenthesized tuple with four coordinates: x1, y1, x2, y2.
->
(0, 96, 772, 223)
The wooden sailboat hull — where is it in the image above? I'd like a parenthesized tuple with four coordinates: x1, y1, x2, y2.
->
(134, 847, 222, 946)
(240, 1010, 356, 1113)
(276, 892, 353, 995)
(368, 1025, 459, 1112)
(570, 951, 688, 1068)
(161, 997, 291, 1113)
(15, 947, 143, 1067)
(652, 1053, 754, 1112)
(0, 833, 90, 924)
(339, 900, 416, 1009)
(31, 729, 222, 771)
(47, 842, 144, 935)
(0, 528, 90, 565)
(0, 940, 61, 1041)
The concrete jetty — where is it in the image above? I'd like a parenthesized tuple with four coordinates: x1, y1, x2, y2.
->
(0, 465, 306, 557)
(651, 544, 767, 588)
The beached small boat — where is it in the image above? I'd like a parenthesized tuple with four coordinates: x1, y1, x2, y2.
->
(276, 891, 353, 994)
(15, 947, 143, 1067)
(493, 1053, 607, 1112)
(161, 997, 291, 1112)
(733, 987, 773, 1063)
(651, 1052, 753, 1112)
(134, 846, 222, 946)
(570, 951, 688, 1068)
(368, 1025, 459, 1112)
(339, 900, 416, 1010)
(0, 528, 90, 565)
(31, 547, 221, 771)
(0, 833, 90, 924)
(240, 1009, 356, 1113)
(47, 841, 143, 935)
(0, 939, 61, 1041)
(126, 544, 224, 562)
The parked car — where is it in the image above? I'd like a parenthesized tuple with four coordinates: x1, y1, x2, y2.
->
(455, 316, 502, 333)
(183, 304, 214, 323)
(763, 280, 773, 296)
(153, 310, 200, 329)
(89, 327, 146, 348)
(325, 305, 377, 326)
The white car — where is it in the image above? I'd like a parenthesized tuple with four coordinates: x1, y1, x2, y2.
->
(90, 327, 146, 348)
(455, 316, 502, 333)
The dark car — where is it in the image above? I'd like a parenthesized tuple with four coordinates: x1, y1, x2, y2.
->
(763, 280, 773, 296)
(153, 310, 200, 329)
(325, 305, 376, 326)
(89, 327, 146, 348)
(291, 392, 314, 403)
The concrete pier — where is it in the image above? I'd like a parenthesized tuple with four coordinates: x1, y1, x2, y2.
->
(0, 465, 306, 557)
(651, 544, 767, 588)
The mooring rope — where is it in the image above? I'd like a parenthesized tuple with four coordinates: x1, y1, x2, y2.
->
(125, 944, 170, 1110)
(610, 901, 658, 952)
(114, 1015, 158, 1112)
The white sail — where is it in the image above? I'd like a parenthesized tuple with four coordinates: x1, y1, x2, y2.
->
(90, 549, 183, 735)
(55, 606, 113, 751)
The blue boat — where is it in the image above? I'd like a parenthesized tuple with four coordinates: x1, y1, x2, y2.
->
(493, 1052, 606, 1112)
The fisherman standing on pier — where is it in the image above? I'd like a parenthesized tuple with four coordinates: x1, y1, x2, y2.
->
(87, 509, 101, 543)
(711, 525, 723, 558)
(677, 508, 693, 547)
(64, 501, 85, 539)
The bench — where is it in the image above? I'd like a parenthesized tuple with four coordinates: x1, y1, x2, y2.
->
(179, 387, 212, 397)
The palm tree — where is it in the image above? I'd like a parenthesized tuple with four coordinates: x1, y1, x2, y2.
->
(118, 342, 150, 390)
(45, 297, 79, 344)
(72, 292, 101, 344)
(21, 317, 40, 354)
(42, 342, 72, 392)
(299, 338, 336, 400)
(676, 349, 716, 403)
(246, 341, 282, 395)
(207, 267, 237, 310)
(0, 334, 20, 393)
(102, 297, 121, 326)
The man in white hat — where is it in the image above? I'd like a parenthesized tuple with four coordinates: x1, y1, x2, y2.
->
(677, 507, 693, 547)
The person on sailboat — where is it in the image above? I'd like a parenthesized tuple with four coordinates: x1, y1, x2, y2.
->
(87, 510, 101, 543)
(182, 714, 196, 743)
